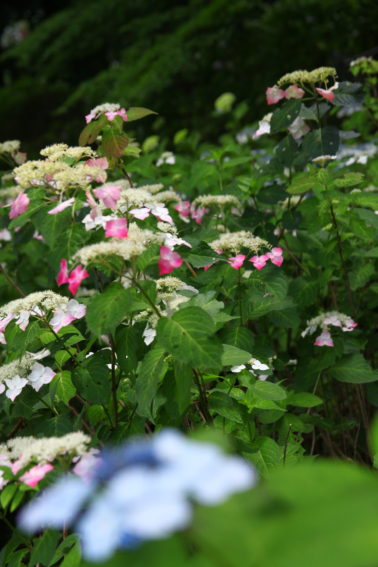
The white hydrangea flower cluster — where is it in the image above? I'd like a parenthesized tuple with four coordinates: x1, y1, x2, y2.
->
(192, 194, 242, 213)
(301, 311, 358, 347)
(231, 358, 271, 380)
(13, 148, 106, 192)
(0, 432, 91, 468)
(73, 223, 164, 266)
(0, 140, 21, 154)
(277, 66, 337, 86)
(209, 231, 270, 255)
(0, 350, 55, 401)
(0, 292, 86, 349)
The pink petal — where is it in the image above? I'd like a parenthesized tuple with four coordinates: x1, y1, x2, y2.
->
(85, 157, 109, 170)
(315, 88, 335, 102)
(20, 464, 54, 488)
(249, 254, 269, 270)
(228, 254, 246, 269)
(57, 258, 69, 285)
(94, 185, 121, 210)
(105, 218, 128, 238)
(191, 206, 207, 224)
(314, 330, 334, 347)
(9, 193, 30, 219)
(129, 207, 150, 220)
(105, 108, 128, 122)
(159, 246, 183, 275)
(267, 247, 284, 267)
(68, 265, 90, 296)
(48, 198, 74, 215)
(285, 85, 305, 99)
(174, 201, 191, 217)
(266, 86, 286, 105)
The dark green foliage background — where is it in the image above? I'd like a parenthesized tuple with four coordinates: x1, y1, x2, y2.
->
(1, 0, 378, 154)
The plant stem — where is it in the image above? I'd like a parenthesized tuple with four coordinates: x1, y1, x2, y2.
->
(0, 264, 25, 297)
(328, 201, 356, 316)
(131, 277, 162, 317)
(193, 370, 212, 424)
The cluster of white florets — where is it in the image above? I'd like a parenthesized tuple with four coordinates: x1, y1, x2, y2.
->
(209, 231, 270, 255)
(0, 432, 91, 468)
(277, 66, 337, 87)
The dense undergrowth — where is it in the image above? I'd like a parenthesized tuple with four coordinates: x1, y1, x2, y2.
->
(0, 59, 378, 566)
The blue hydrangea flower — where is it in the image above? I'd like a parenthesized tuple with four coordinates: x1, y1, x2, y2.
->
(18, 429, 257, 563)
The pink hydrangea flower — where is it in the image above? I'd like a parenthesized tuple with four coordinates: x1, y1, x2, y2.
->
(105, 108, 128, 122)
(27, 363, 56, 392)
(57, 259, 69, 285)
(48, 198, 75, 215)
(314, 330, 334, 347)
(50, 299, 86, 333)
(174, 201, 191, 217)
(9, 192, 30, 219)
(249, 254, 270, 270)
(266, 86, 286, 105)
(228, 254, 246, 269)
(191, 206, 207, 224)
(20, 464, 54, 488)
(85, 157, 109, 170)
(315, 87, 336, 102)
(93, 185, 122, 210)
(267, 247, 284, 267)
(285, 85, 305, 99)
(129, 207, 150, 220)
(68, 265, 90, 296)
(15, 310, 30, 331)
(158, 246, 183, 275)
(105, 218, 128, 238)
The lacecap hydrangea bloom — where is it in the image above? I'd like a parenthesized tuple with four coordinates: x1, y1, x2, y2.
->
(19, 429, 256, 563)
(301, 311, 357, 347)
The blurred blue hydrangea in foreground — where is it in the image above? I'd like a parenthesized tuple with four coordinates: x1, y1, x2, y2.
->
(18, 429, 256, 562)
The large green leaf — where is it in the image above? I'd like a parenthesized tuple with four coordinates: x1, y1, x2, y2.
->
(330, 354, 378, 383)
(86, 283, 132, 335)
(53, 370, 76, 404)
(101, 127, 129, 157)
(157, 307, 222, 370)
(136, 347, 169, 418)
(221, 344, 252, 366)
(270, 99, 302, 133)
(287, 172, 315, 195)
(127, 107, 158, 121)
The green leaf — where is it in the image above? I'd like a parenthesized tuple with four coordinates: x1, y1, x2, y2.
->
(210, 391, 246, 424)
(33, 208, 71, 248)
(0, 484, 17, 509)
(78, 115, 107, 145)
(286, 392, 323, 407)
(287, 172, 315, 195)
(29, 531, 60, 567)
(333, 172, 364, 187)
(157, 307, 223, 371)
(251, 436, 282, 472)
(220, 324, 254, 351)
(270, 99, 302, 133)
(86, 283, 132, 335)
(221, 344, 252, 366)
(136, 347, 169, 418)
(330, 354, 378, 384)
(301, 126, 340, 160)
(126, 107, 158, 121)
(101, 127, 129, 157)
(252, 381, 287, 401)
(349, 262, 375, 290)
(173, 361, 193, 414)
(53, 371, 76, 404)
